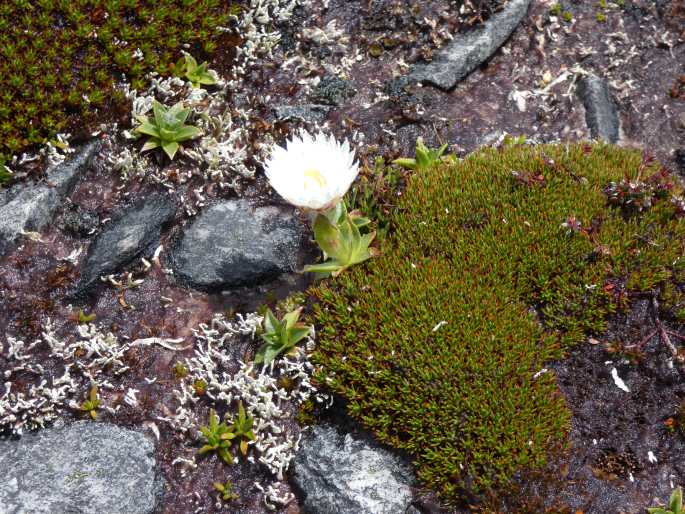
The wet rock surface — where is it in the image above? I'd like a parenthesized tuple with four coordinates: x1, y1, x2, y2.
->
(74, 192, 176, 295)
(409, 0, 532, 90)
(516, 300, 685, 513)
(0, 141, 98, 257)
(577, 74, 621, 143)
(292, 424, 415, 514)
(0, 421, 163, 514)
(169, 200, 304, 291)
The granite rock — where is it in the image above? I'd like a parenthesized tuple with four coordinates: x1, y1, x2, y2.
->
(0, 421, 163, 514)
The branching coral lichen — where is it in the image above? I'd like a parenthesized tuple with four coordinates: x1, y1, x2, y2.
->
(164, 312, 329, 509)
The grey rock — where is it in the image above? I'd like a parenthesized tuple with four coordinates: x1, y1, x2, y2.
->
(0, 421, 163, 514)
(75, 193, 176, 294)
(274, 104, 332, 124)
(576, 74, 620, 143)
(292, 425, 415, 514)
(0, 140, 98, 257)
(409, 0, 531, 90)
(312, 75, 358, 106)
(169, 200, 304, 291)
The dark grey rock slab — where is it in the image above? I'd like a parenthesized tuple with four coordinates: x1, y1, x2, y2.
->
(409, 0, 531, 90)
(273, 104, 332, 124)
(291, 425, 415, 514)
(169, 200, 304, 291)
(576, 74, 620, 143)
(0, 421, 163, 514)
(75, 193, 176, 294)
(0, 140, 98, 257)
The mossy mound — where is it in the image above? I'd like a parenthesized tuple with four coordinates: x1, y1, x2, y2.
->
(0, 0, 234, 160)
(310, 143, 685, 504)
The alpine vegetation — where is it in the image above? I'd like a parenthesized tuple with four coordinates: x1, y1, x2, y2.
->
(311, 143, 685, 504)
(134, 100, 202, 160)
(264, 131, 378, 276)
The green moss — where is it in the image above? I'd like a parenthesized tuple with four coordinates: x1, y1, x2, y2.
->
(309, 144, 685, 504)
(0, 0, 234, 161)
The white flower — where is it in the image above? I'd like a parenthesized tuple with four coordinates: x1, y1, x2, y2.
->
(264, 131, 358, 210)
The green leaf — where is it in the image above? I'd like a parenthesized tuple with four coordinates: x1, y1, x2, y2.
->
(218, 447, 234, 464)
(254, 344, 268, 364)
(0, 165, 12, 185)
(256, 344, 283, 365)
(141, 139, 160, 152)
(350, 215, 371, 228)
(282, 307, 302, 330)
(152, 100, 165, 128)
(174, 125, 202, 141)
(671, 488, 683, 513)
(135, 121, 161, 138)
(303, 260, 345, 274)
(184, 54, 199, 72)
(161, 140, 180, 160)
(289, 326, 310, 344)
(313, 213, 344, 260)
(169, 102, 191, 124)
(392, 157, 417, 170)
(263, 309, 279, 334)
(324, 202, 346, 225)
(199, 444, 215, 455)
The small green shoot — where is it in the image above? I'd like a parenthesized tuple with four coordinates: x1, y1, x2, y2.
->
(648, 487, 684, 514)
(79, 385, 100, 420)
(193, 379, 207, 396)
(173, 362, 188, 378)
(0, 163, 12, 185)
(134, 100, 202, 160)
(255, 308, 311, 365)
(304, 201, 379, 277)
(213, 479, 239, 501)
(172, 54, 217, 88)
(503, 134, 527, 147)
(199, 409, 236, 465)
(77, 309, 96, 324)
(230, 401, 255, 456)
(393, 137, 448, 171)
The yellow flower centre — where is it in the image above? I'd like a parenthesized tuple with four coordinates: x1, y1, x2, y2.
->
(303, 168, 327, 190)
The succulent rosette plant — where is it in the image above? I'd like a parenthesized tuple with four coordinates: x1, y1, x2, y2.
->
(264, 131, 378, 276)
